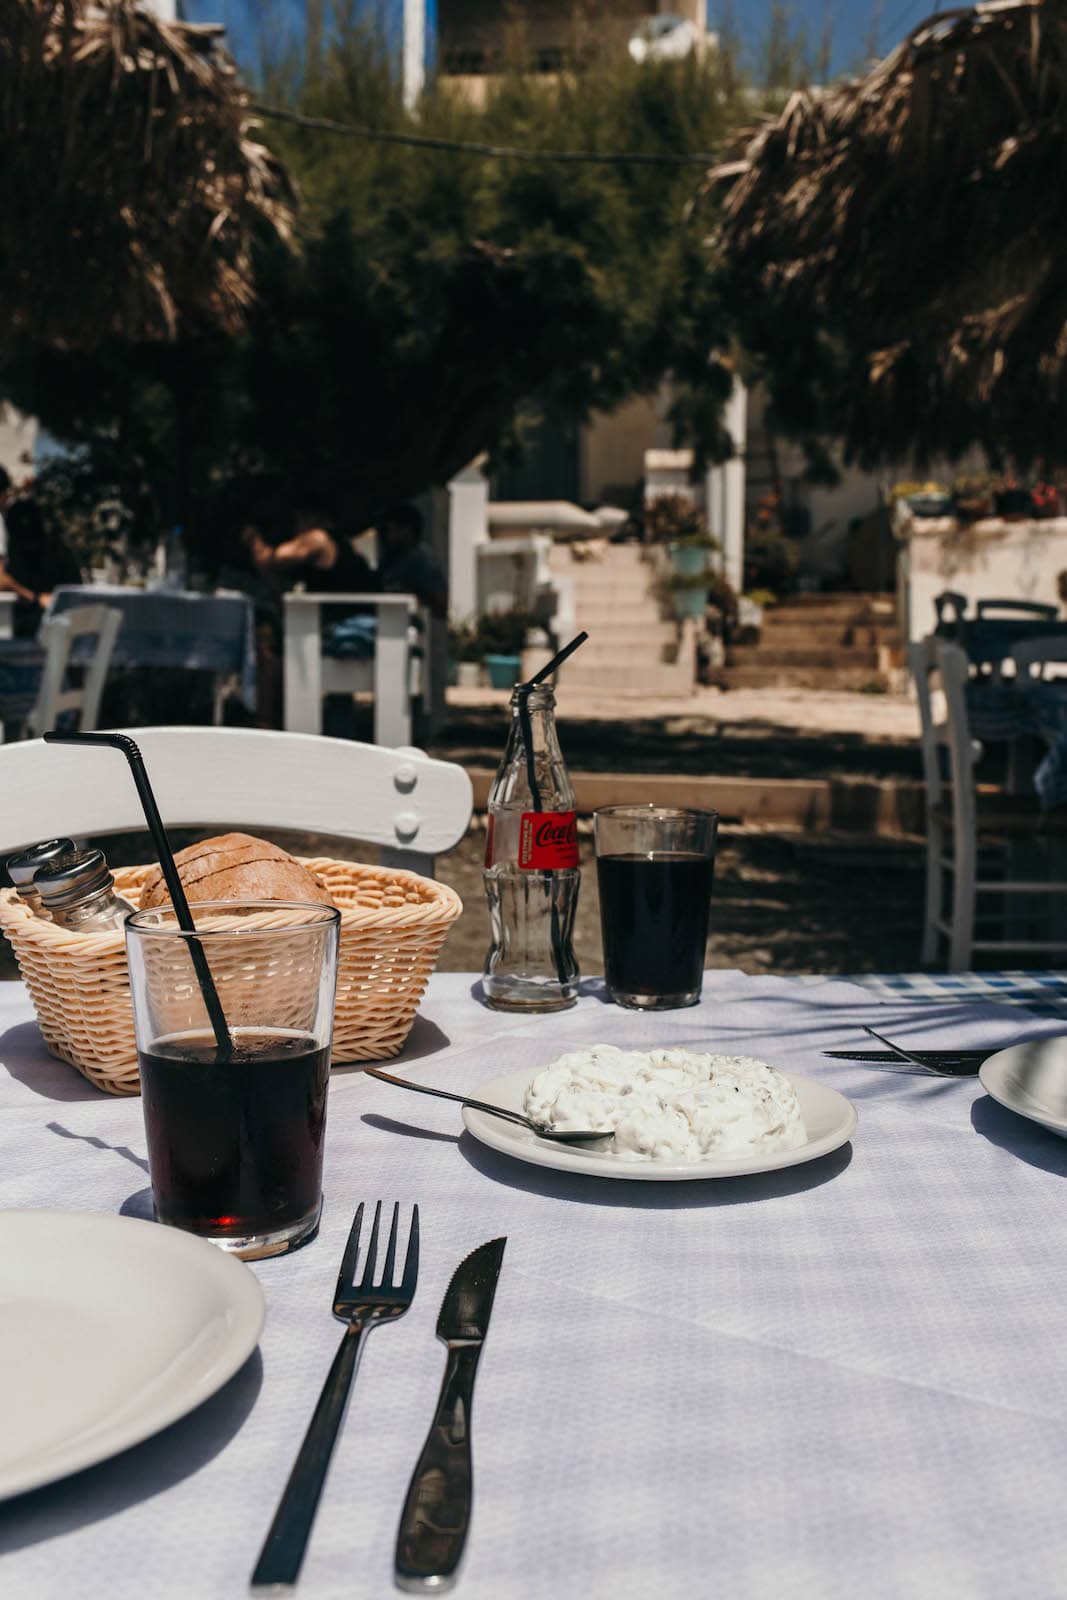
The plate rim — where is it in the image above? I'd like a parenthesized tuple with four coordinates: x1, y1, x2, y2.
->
(0, 1207, 265, 1501)
(979, 1040, 1067, 1136)
(462, 1066, 857, 1181)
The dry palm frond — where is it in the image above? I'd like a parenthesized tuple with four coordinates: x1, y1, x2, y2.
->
(0, 0, 294, 356)
(714, 0, 1067, 465)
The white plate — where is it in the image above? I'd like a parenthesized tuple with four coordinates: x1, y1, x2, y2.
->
(462, 1068, 857, 1181)
(980, 1037, 1067, 1138)
(0, 1209, 265, 1501)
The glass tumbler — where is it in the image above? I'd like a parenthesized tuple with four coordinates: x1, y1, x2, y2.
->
(594, 805, 719, 1010)
(126, 900, 340, 1260)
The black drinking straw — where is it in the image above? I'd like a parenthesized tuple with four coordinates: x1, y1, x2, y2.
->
(43, 731, 233, 1060)
(515, 632, 588, 987)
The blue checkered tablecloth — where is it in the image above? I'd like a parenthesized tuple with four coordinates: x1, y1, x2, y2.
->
(50, 585, 257, 712)
(804, 967, 1067, 1016)
(0, 637, 45, 723)
(967, 678, 1067, 809)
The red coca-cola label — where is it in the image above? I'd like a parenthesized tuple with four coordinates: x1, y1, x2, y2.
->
(518, 811, 578, 869)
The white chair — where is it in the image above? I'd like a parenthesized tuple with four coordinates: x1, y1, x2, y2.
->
(0, 726, 473, 878)
(27, 604, 122, 738)
(283, 592, 435, 748)
(910, 635, 1067, 969)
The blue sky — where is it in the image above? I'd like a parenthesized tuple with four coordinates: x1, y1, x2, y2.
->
(185, 1, 925, 81)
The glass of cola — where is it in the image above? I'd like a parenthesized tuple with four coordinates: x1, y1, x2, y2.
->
(594, 806, 718, 1010)
(126, 900, 340, 1260)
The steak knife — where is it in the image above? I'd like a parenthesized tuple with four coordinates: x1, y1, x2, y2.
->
(395, 1237, 507, 1593)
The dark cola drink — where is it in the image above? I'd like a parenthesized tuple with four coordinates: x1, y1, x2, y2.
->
(593, 807, 719, 1010)
(597, 853, 715, 1007)
(139, 1028, 330, 1251)
(482, 681, 580, 1011)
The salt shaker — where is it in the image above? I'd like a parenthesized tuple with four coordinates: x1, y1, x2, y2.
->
(7, 838, 78, 918)
(35, 849, 136, 932)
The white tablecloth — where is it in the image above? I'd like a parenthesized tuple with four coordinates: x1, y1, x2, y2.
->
(3, 970, 1067, 1599)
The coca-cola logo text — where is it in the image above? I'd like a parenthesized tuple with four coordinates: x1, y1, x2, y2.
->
(533, 817, 577, 849)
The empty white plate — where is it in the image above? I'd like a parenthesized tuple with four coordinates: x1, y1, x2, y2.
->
(0, 1209, 265, 1501)
(462, 1067, 856, 1181)
(980, 1038, 1067, 1138)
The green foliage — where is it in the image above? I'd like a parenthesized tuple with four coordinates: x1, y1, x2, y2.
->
(0, 19, 747, 564)
(644, 493, 719, 548)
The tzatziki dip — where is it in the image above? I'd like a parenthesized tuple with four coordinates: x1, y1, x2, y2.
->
(523, 1044, 806, 1162)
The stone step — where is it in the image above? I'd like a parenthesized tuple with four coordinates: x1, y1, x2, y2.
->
(568, 649, 692, 677)
(727, 646, 883, 670)
(567, 583, 658, 604)
(759, 621, 899, 649)
(572, 624, 681, 649)
(563, 666, 697, 694)
(774, 591, 891, 611)
(576, 599, 668, 623)
(718, 663, 893, 691)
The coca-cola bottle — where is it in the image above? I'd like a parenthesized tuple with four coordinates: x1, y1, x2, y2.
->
(482, 681, 580, 1011)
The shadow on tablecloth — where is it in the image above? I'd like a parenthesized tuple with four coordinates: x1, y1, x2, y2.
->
(457, 1130, 853, 1209)
(971, 1094, 1067, 1178)
(0, 1021, 107, 1103)
(0, 1351, 262, 1554)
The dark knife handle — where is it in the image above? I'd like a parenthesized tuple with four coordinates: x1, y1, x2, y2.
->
(395, 1343, 482, 1592)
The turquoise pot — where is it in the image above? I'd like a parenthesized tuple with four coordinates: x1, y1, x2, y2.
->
(669, 542, 708, 579)
(671, 587, 707, 620)
(485, 653, 522, 689)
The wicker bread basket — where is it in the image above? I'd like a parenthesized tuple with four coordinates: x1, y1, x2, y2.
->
(0, 858, 462, 1095)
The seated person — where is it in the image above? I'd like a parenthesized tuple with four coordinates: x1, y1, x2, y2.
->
(244, 508, 376, 606)
(378, 502, 448, 619)
(312, 502, 448, 661)
(0, 467, 82, 636)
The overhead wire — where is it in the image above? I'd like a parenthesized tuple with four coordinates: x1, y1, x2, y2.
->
(250, 101, 720, 167)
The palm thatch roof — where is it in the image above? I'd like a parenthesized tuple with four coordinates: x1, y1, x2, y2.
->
(0, 0, 293, 357)
(714, 0, 1067, 467)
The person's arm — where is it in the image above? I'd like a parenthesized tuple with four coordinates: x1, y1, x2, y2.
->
(271, 528, 334, 571)
(0, 558, 40, 606)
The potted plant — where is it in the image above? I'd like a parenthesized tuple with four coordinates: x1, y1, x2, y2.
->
(448, 621, 482, 688)
(474, 608, 535, 689)
(644, 494, 724, 617)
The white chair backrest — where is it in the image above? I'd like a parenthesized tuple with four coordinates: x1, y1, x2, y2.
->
(27, 605, 122, 738)
(1011, 634, 1067, 680)
(909, 635, 977, 839)
(0, 727, 473, 877)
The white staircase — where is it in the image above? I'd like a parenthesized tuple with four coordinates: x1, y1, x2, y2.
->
(546, 543, 697, 695)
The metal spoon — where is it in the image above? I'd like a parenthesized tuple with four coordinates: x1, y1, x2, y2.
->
(363, 1067, 614, 1144)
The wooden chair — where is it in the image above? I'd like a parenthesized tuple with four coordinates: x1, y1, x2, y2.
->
(26, 604, 122, 738)
(910, 635, 1067, 969)
(0, 726, 473, 878)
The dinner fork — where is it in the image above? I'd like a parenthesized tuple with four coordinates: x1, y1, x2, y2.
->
(251, 1201, 420, 1590)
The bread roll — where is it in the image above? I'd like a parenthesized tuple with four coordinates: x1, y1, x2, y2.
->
(138, 833, 336, 910)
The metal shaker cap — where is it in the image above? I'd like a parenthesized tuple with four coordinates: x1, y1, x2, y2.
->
(34, 849, 113, 910)
(7, 838, 78, 889)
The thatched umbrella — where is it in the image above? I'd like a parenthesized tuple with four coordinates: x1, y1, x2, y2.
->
(714, 0, 1067, 467)
(0, 0, 293, 356)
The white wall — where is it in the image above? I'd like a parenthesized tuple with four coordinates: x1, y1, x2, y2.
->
(902, 515, 1067, 639)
